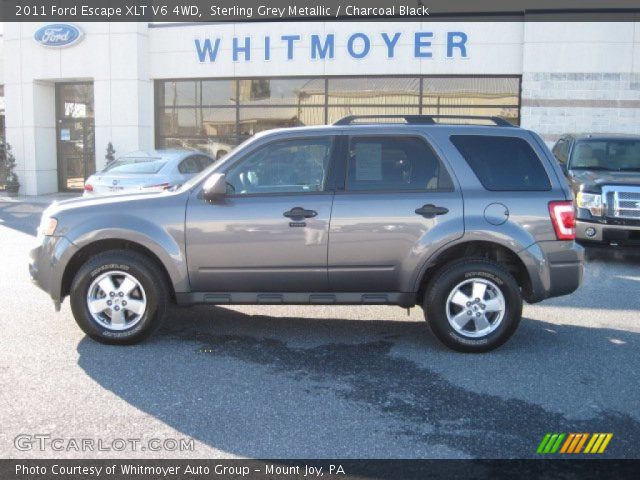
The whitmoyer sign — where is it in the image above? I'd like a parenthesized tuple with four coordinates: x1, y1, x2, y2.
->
(195, 31, 469, 62)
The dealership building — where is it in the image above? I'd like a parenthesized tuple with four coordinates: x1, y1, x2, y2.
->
(2, 20, 640, 194)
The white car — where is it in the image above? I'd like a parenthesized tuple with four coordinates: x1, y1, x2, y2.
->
(83, 150, 215, 196)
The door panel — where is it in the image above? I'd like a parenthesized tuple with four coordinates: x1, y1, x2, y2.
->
(328, 192, 463, 292)
(185, 135, 336, 292)
(328, 134, 464, 292)
(185, 194, 333, 291)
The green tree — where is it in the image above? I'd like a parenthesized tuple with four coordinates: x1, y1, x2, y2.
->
(0, 139, 19, 191)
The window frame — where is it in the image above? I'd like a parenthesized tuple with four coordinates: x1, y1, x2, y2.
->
(220, 135, 338, 198)
(338, 134, 456, 195)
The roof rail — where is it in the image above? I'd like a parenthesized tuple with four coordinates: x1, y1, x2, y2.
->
(333, 115, 514, 127)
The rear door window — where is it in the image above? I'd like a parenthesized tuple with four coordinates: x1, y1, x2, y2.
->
(346, 136, 453, 192)
(450, 135, 551, 191)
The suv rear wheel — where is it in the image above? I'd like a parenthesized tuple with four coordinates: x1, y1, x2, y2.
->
(70, 250, 169, 345)
(424, 259, 522, 352)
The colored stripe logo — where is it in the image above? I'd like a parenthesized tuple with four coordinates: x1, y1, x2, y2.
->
(537, 433, 613, 454)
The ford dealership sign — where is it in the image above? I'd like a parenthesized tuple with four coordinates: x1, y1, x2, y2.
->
(34, 24, 84, 48)
(195, 31, 468, 62)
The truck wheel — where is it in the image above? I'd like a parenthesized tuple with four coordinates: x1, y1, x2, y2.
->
(423, 259, 522, 353)
(70, 250, 169, 345)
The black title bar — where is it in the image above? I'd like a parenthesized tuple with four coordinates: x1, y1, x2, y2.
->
(3, 459, 640, 480)
(2, 0, 640, 22)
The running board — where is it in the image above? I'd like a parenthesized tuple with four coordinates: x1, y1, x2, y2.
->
(175, 292, 416, 308)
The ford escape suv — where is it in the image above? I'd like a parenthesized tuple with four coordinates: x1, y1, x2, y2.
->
(30, 115, 583, 352)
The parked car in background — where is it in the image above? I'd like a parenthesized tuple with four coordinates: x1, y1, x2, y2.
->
(83, 150, 214, 196)
(552, 134, 640, 245)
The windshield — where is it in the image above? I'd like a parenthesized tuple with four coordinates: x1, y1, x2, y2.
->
(570, 140, 640, 171)
(102, 157, 168, 174)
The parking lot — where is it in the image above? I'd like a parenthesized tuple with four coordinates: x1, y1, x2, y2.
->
(0, 198, 639, 459)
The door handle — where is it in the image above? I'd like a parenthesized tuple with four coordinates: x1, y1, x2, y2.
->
(415, 204, 449, 218)
(283, 207, 318, 219)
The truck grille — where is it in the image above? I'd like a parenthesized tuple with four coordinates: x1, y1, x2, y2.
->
(604, 186, 640, 219)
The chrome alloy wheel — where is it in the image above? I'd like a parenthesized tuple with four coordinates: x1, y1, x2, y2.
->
(445, 278, 506, 338)
(86, 271, 147, 331)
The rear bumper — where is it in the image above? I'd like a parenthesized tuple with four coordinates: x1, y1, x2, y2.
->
(547, 255, 584, 299)
(520, 240, 584, 303)
(576, 219, 640, 244)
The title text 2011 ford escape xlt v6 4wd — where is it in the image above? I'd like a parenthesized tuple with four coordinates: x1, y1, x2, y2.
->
(30, 115, 584, 352)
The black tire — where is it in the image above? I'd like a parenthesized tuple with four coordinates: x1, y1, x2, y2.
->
(70, 250, 169, 345)
(423, 258, 522, 353)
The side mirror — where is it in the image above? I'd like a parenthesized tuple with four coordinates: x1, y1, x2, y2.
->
(202, 173, 227, 200)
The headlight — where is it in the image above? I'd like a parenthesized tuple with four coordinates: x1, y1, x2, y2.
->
(576, 192, 603, 216)
(38, 217, 58, 237)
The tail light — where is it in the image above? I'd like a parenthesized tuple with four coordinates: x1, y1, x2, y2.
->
(83, 184, 94, 192)
(549, 201, 575, 240)
(143, 182, 172, 190)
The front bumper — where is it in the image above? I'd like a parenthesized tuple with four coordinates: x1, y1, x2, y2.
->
(29, 235, 78, 305)
(576, 219, 640, 244)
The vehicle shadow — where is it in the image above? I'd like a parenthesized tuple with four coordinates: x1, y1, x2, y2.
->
(583, 243, 640, 264)
(76, 306, 640, 459)
(537, 245, 640, 311)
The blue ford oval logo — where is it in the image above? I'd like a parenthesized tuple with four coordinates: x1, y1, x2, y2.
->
(34, 24, 83, 48)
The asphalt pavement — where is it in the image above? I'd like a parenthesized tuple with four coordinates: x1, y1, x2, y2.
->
(1, 199, 639, 459)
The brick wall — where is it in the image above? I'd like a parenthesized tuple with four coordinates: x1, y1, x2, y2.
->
(521, 72, 640, 145)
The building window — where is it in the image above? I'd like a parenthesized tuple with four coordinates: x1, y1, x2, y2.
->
(155, 76, 520, 156)
(422, 77, 520, 125)
(56, 83, 94, 119)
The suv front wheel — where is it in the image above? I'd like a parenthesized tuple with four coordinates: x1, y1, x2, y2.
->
(70, 250, 169, 345)
(424, 259, 522, 353)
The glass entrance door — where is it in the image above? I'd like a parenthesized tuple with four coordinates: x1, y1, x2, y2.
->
(56, 83, 95, 191)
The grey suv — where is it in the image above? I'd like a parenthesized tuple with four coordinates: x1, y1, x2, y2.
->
(30, 115, 584, 352)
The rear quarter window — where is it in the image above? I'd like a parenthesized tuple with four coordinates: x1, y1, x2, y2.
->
(450, 135, 551, 191)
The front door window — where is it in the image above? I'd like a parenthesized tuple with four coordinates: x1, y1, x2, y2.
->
(225, 137, 333, 195)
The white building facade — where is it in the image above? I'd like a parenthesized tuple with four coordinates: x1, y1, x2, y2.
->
(3, 21, 640, 194)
